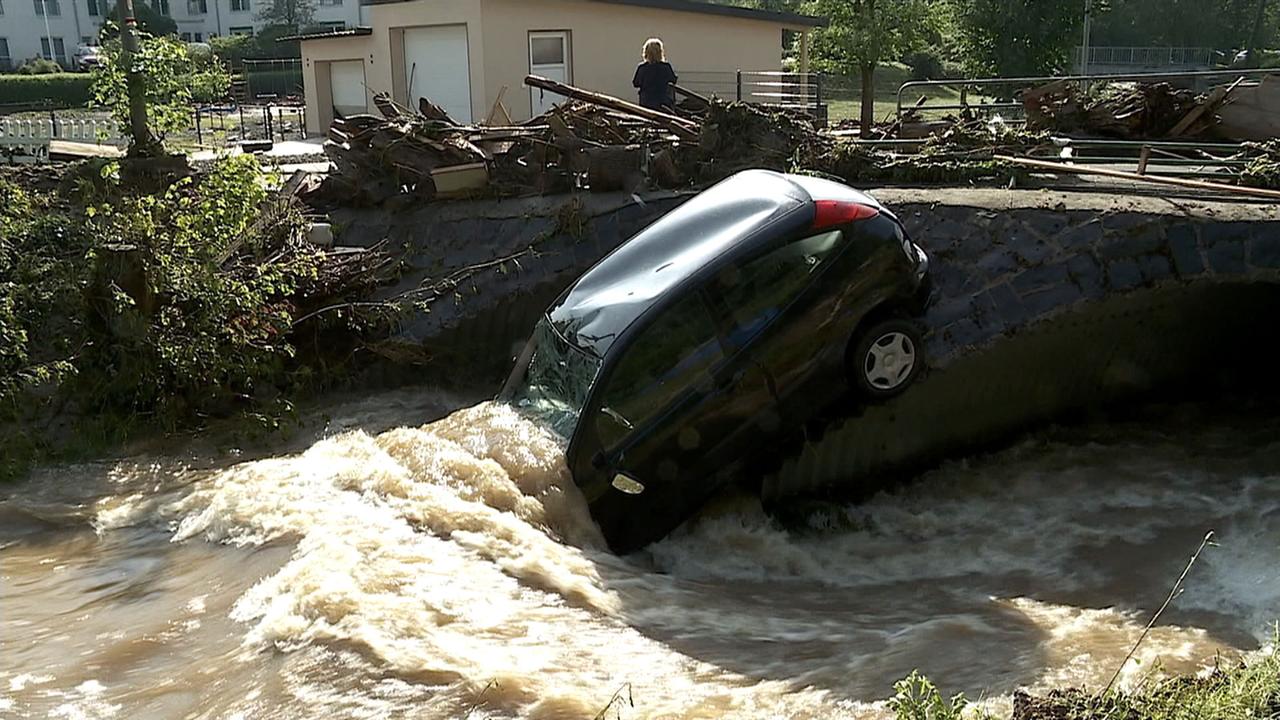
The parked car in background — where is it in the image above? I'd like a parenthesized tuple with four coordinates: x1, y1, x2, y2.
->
(501, 169, 933, 553)
(75, 45, 101, 71)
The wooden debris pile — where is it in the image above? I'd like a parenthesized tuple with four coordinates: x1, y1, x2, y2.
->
(306, 75, 826, 208)
(1020, 77, 1275, 140)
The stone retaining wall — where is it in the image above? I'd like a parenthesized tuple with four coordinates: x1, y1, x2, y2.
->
(333, 187, 1280, 502)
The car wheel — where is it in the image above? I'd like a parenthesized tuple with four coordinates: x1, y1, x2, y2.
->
(850, 318, 923, 399)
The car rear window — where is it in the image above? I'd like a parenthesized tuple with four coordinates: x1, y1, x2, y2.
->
(711, 229, 845, 348)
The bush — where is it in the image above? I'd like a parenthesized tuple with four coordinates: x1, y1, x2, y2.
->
(16, 59, 64, 75)
(903, 50, 946, 81)
(0, 73, 94, 107)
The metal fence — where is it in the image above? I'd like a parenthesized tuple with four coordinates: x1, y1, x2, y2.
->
(894, 68, 1280, 122)
(243, 58, 305, 101)
(677, 70, 824, 119)
(1076, 46, 1217, 70)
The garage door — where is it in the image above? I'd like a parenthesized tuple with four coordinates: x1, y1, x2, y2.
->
(403, 25, 472, 123)
(330, 60, 367, 117)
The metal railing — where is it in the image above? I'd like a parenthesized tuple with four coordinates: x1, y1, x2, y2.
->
(895, 68, 1280, 121)
(677, 70, 824, 119)
(243, 58, 305, 100)
(1076, 46, 1217, 69)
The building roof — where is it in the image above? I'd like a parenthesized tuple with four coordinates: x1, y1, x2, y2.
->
(357, 0, 827, 27)
(278, 27, 373, 42)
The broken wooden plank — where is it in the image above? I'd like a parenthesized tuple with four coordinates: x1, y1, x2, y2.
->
(523, 74, 700, 139)
(1167, 77, 1244, 137)
(996, 154, 1280, 200)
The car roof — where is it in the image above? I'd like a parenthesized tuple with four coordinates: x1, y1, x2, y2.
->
(547, 169, 885, 358)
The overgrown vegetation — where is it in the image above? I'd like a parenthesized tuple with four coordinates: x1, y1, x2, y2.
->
(888, 647, 1280, 720)
(0, 158, 387, 480)
(0, 74, 95, 107)
(91, 34, 229, 147)
(1241, 140, 1280, 189)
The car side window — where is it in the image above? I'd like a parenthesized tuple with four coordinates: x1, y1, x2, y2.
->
(711, 229, 845, 348)
(596, 293, 723, 449)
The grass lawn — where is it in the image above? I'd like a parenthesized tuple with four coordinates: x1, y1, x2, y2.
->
(825, 62, 999, 125)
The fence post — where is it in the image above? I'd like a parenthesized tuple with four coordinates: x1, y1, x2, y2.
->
(195, 106, 202, 145)
(49, 109, 58, 139)
(736, 70, 742, 102)
(814, 73, 823, 116)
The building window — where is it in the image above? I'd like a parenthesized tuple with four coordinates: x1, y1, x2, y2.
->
(318, 0, 341, 6)
(0, 39, 10, 72)
(34, 0, 60, 16)
(180, 32, 190, 41)
(194, 32, 203, 41)
(318, 20, 344, 29)
(40, 37, 66, 63)
(229, 25, 253, 35)
(80, 35, 93, 45)
(152, 0, 169, 14)
(230, 0, 248, 11)
(186, 0, 205, 12)
(86, 0, 98, 15)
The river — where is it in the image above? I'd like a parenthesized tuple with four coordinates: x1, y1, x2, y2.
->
(2, 389, 1278, 719)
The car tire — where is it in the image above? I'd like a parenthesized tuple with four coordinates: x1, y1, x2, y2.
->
(850, 318, 923, 399)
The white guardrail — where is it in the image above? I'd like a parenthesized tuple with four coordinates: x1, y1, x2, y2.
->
(0, 117, 123, 163)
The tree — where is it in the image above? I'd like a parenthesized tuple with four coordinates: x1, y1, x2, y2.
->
(803, 0, 933, 131)
(256, 0, 316, 30)
(92, 34, 229, 150)
(949, 0, 1083, 77)
(101, 3, 178, 39)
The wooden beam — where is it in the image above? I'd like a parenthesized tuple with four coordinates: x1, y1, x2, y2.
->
(523, 75, 700, 139)
(996, 155, 1280, 201)
(1167, 77, 1244, 137)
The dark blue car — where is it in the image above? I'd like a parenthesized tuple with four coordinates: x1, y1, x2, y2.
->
(501, 170, 931, 552)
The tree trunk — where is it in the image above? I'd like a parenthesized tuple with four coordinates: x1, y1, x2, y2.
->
(859, 63, 876, 134)
(1247, 0, 1269, 63)
(116, 0, 155, 156)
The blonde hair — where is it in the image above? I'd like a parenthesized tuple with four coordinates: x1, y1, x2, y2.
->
(642, 38, 665, 63)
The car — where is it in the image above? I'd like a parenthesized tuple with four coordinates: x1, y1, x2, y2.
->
(499, 169, 932, 553)
(75, 45, 101, 71)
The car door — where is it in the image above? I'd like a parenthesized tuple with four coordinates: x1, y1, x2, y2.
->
(705, 227, 854, 430)
(580, 289, 776, 552)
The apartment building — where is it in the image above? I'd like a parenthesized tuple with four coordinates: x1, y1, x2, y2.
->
(0, 0, 363, 70)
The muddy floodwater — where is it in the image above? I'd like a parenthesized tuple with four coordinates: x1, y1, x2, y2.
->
(3, 390, 1279, 719)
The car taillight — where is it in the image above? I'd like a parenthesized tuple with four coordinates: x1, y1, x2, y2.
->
(812, 200, 879, 230)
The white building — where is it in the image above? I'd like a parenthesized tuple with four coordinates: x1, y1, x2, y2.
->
(0, 0, 363, 70)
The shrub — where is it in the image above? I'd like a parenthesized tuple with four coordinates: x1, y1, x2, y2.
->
(0, 73, 94, 107)
(16, 58, 65, 75)
(903, 50, 946, 81)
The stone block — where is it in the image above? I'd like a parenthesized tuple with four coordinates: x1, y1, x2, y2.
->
(1098, 224, 1166, 260)
(1107, 259, 1143, 290)
(944, 317, 989, 349)
(1139, 254, 1173, 284)
(1011, 262, 1070, 295)
(984, 283, 1033, 328)
(1066, 253, 1105, 298)
(1101, 213, 1151, 233)
(1022, 210, 1071, 240)
(1021, 282, 1084, 317)
(976, 250, 1019, 278)
(1207, 240, 1247, 275)
(926, 295, 976, 326)
(1012, 237, 1058, 266)
(1249, 228, 1280, 270)
(1057, 220, 1104, 250)
(1167, 224, 1203, 276)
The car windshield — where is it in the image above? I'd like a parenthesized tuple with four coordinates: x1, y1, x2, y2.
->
(506, 318, 601, 440)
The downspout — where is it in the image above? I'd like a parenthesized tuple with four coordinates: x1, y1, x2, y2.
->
(214, 0, 222, 35)
(70, 0, 83, 56)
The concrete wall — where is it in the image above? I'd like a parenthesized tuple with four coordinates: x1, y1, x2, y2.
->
(479, 0, 786, 121)
(301, 34, 377, 135)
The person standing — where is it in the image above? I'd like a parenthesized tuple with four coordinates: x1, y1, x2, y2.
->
(633, 38, 678, 112)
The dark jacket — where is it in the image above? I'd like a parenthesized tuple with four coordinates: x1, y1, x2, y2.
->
(633, 61, 677, 110)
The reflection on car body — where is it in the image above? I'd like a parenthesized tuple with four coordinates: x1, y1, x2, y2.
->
(501, 170, 933, 553)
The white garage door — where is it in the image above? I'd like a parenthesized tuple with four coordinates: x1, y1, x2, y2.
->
(330, 60, 367, 117)
(403, 25, 472, 123)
